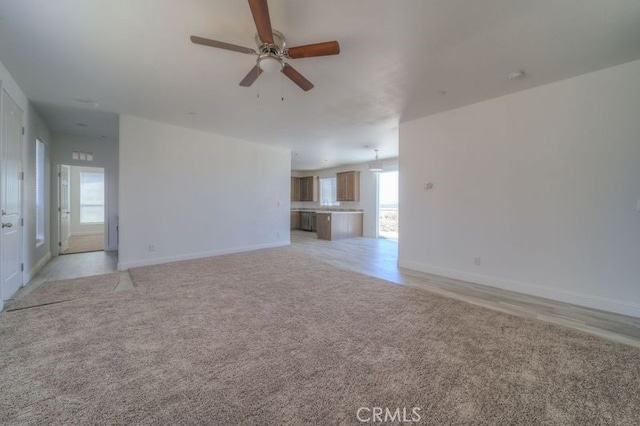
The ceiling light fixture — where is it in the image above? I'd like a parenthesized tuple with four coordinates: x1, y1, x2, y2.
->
(508, 70, 526, 80)
(369, 149, 383, 172)
(73, 98, 99, 108)
(257, 54, 283, 73)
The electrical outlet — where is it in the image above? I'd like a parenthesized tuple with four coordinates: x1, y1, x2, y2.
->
(148, 244, 155, 252)
(474, 257, 481, 266)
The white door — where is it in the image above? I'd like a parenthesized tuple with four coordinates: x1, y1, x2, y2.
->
(59, 164, 71, 253)
(1, 90, 24, 301)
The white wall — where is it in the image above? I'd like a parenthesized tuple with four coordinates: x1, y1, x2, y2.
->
(399, 59, 640, 317)
(292, 158, 398, 238)
(70, 165, 105, 235)
(0, 60, 52, 308)
(118, 115, 290, 270)
(50, 133, 119, 252)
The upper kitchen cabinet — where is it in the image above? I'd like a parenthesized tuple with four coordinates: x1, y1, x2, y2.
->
(336, 171, 360, 201)
(291, 176, 318, 202)
(300, 176, 318, 201)
(291, 177, 301, 201)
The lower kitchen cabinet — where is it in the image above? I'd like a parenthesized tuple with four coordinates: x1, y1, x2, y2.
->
(316, 212, 363, 241)
(290, 211, 301, 230)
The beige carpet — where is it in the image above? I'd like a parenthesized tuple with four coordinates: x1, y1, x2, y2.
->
(61, 233, 104, 254)
(5, 273, 121, 311)
(1, 247, 640, 424)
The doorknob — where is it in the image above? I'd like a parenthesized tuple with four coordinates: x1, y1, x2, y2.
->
(2, 223, 12, 228)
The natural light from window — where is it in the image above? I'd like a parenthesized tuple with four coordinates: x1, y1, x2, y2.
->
(80, 171, 105, 223)
(378, 171, 398, 240)
(320, 177, 340, 207)
(35, 139, 45, 245)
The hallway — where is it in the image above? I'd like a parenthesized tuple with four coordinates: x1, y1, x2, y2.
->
(11, 251, 117, 301)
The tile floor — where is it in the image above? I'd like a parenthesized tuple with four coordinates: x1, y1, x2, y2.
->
(11, 251, 118, 301)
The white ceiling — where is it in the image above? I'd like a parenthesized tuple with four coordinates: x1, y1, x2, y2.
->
(0, 0, 639, 170)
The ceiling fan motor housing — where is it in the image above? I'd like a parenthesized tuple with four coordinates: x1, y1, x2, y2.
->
(255, 30, 286, 55)
(255, 30, 286, 72)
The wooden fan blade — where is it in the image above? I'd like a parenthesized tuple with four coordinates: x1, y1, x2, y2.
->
(281, 64, 314, 91)
(190, 36, 256, 55)
(248, 0, 274, 44)
(239, 65, 263, 87)
(286, 41, 340, 59)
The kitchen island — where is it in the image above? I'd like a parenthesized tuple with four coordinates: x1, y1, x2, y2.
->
(315, 211, 363, 241)
(291, 209, 364, 241)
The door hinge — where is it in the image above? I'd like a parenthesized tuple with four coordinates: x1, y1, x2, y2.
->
(58, 207, 61, 212)
(57, 172, 61, 177)
(58, 242, 62, 247)
(19, 171, 24, 180)
(22, 127, 25, 136)
(20, 218, 24, 226)
(21, 263, 24, 272)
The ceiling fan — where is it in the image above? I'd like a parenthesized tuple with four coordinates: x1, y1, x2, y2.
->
(190, 0, 340, 91)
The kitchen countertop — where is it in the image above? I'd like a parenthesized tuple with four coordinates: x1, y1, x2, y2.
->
(292, 208, 363, 213)
(313, 211, 363, 214)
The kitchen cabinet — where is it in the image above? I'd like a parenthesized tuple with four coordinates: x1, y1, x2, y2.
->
(336, 171, 360, 201)
(290, 177, 301, 202)
(290, 210, 301, 230)
(300, 176, 318, 202)
(291, 176, 317, 202)
(316, 212, 363, 241)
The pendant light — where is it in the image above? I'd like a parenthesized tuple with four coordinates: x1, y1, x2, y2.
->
(369, 149, 383, 172)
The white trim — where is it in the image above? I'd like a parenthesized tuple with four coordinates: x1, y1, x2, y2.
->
(398, 260, 640, 318)
(117, 241, 291, 270)
(24, 252, 51, 284)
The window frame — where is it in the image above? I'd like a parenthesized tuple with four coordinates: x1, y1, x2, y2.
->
(35, 139, 45, 246)
(79, 171, 105, 224)
(319, 177, 340, 207)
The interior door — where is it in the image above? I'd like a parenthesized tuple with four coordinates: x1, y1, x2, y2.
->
(1, 90, 24, 301)
(59, 164, 71, 253)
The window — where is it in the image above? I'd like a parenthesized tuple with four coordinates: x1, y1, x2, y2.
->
(320, 177, 340, 207)
(80, 171, 105, 223)
(35, 139, 45, 245)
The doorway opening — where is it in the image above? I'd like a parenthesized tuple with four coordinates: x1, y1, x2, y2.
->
(378, 171, 398, 240)
(59, 165, 105, 255)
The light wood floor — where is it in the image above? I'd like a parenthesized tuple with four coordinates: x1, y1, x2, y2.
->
(291, 230, 640, 348)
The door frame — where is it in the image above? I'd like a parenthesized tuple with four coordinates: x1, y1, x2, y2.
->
(58, 164, 70, 254)
(56, 164, 108, 255)
(0, 84, 26, 306)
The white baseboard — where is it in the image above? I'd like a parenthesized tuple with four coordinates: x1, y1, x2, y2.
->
(398, 260, 640, 318)
(117, 241, 291, 270)
(24, 252, 52, 284)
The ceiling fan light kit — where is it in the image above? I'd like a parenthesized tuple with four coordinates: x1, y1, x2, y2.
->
(257, 54, 282, 72)
(190, 0, 340, 92)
